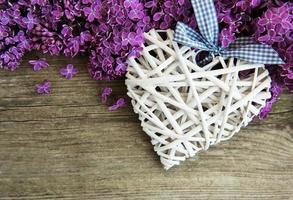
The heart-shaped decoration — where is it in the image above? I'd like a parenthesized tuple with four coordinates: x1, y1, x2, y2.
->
(126, 29, 271, 170)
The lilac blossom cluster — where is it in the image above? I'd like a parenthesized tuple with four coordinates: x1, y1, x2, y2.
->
(87, 0, 196, 80)
(254, 4, 293, 117)
(0, 0, 195, 76)
(256, 4, 293, 92)
(0, 0, 292, 116)
(214, 1, 292, 117)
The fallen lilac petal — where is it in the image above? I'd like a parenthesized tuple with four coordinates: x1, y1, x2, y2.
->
(108, 98, 126, 111)
(35, 80, 51, 95)
(101, 87, 112, 103)
(59, 64, 78, 79)
(29, 58, 49, 71)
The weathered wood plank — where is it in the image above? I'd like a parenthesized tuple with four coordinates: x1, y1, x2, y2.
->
(0, 54, 292, 200)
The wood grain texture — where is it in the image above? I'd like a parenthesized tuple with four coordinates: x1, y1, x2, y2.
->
(0, 53, 292, 200)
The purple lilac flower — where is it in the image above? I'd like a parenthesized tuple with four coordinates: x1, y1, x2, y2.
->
(115, 59, 127, 75)
(0, 11, 10, 25)
(124, 0, 139, 8)
(128, 3, 145, 20)
(101, 87, 112, 103)
(220, 28, 236, 47)
(281, 63, 293, 93)
(259, 69, 284, 119)
(80, 31, 92, 45)
(36, 80, 51, 94)
(273, 5, 292, 30)
(122, 31, 144, 46)
(258, 10, 281, 28)
(64, 37, 80, 57)
(0, 26, 9, 40)
(83, 3, 100, 22)
(22, 13, 39, 30)
(61, 25, 73, 38)
(258, 29, 283, 45)
(0, 52, 12, 63)
(29, 58, 49, 71)
(59, 64, 78, 79)
(128, 46, 143, 58)
(108, 98, 126, 111)
(51, 5, 64, 20)
(31, 0, 48, 6)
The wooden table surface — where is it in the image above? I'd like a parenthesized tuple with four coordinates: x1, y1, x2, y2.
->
(0, 53, 292, 200)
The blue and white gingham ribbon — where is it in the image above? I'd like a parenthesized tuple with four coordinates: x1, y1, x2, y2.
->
(174, 0, 284, 64)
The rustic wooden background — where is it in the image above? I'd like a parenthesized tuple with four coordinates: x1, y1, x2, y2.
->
(0, 53, 292, 199)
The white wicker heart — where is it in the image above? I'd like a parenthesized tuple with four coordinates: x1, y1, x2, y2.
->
(126, 29, 272, 170)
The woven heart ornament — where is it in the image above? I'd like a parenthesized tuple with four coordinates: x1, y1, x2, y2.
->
(126, 29, 272, 170)
(126, 0, 284, 169)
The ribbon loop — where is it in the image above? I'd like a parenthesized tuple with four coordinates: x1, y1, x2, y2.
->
(173, 0, 284, 65)
(191, 0, 219, 45)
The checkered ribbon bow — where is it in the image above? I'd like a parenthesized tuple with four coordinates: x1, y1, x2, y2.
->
(174, 0, 284, 64)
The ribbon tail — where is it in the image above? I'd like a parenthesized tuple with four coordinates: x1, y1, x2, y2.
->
(174, 22, 211, 51)
(228, 37, 256, 48)
(222, 44, 284, 64)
